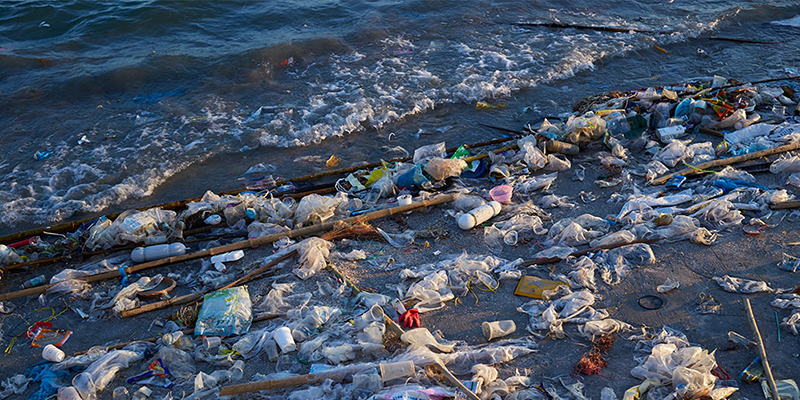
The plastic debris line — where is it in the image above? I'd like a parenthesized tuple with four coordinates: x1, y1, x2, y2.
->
(1, 75, 800, 400)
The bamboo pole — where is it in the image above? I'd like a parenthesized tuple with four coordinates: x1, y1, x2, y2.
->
(744, 299, 780, 400)
(0, 137, 514, 246)
(120, 250, 296, 318)
(698, 127, 724, 138)
(650, 141, 800, 185)
(518, 238, 659, 268)
(0, 194, 455, 301)
(219, 365, 365, 396)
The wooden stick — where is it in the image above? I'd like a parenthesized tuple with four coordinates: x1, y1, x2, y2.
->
(698, 127, 724, 138)
(705, 37, 785, 45)
(0, 137, 513, 246)
(219, 363, 371, 396)
(432, 362, 481, 400)
(516, 22, 668, 35)
(651, 141, 800, 185)
(120, 250, 296, 318)
(744, 298, 780, 400)
(518, 238, 660, 268)
(0, 194, 455, 301)
(73, 313, 279, 356)
(770, 199, 800, 210)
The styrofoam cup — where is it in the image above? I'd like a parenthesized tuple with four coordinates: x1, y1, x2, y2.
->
(42, 344, 65, 362)
(273, 326, 296, 353)
(380, 360, 415, 381)
(482, 320, 516, 340)
(397, 194, 412, 206)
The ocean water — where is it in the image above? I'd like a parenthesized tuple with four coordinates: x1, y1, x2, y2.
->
(1, 0, 799, 234)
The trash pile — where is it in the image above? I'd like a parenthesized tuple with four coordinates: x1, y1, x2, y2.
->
(1, 74, 800, 400)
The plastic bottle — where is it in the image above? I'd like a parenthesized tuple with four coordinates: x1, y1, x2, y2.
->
(131, 243, 186, 263)
(21, 275, 46, 289)
(458, 201, 502, 230)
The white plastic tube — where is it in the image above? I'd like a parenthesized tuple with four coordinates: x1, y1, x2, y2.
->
(131, 243, 187, 263)
(457, 201, 502, 230)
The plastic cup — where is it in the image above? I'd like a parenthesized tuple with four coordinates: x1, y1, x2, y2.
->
(380, 360, 415, 382)
(397, 194, 412, 207)
(42, 344, 65, 362)
(203, 336, 222, 350)
(503, 230, 518, 246)
(489, 185, 513, 203)
(162, 331, 183, 346)
(482, 320, 517, 341)
(273, 326, 296, 353)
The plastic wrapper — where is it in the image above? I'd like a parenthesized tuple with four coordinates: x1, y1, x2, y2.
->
(413, 142, 446, 164)
(195, 286, 252, 336)
(0, 244, 23, 266)
(95, 275, 165, 313)
(294, 237, 333, 280)
(0, 374, 29, 399)
(533, 246, 577, 260)
(247, 222, 290, 239)
(649, 215, 717, 245)
(292, 306, 341, 342)
(294, 194, 343, 226)
(566, 256, 598, 291)
(772, 294, 800, 309)
(404, 270, 454, 312)
(713, 275, 773, 293)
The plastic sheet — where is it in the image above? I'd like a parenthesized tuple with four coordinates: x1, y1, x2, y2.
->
(0, 374, 29, 399)
(653, 140, 689, 168)
(519, 136, 547, 170)
(413, 142, 446, 164)
(518, 290, 608, 338)
(689, 200, 744, 231)
(595, 244, 655, 285)
(781, 310, 800, 335)
(64, 349, 145, 400)
(195, 286, 252, 336)
(513, 172, 558, 194)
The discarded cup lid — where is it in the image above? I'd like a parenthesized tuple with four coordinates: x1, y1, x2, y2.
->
(638, 295, 665, 310)
(137, 277, 177, 299)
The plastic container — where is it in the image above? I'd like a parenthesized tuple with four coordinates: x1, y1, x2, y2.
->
(380, 360, 415, 381)
(489, 185, 513, 203)
(210, 250, 245, 272)
(265, 339, 279, 362)
(42, 344, 65, 362)
(131, 243, 186, 263)
(656, 125, 687, 142)
(458, 201, 502, 230)
(203, 336, 222, 350)
(482, 320, 516, 340)
(544, 139, 580, 156)
(162, 331, 183, 346)
(273, 326, 296, 353)
(229, 360, 244, 381)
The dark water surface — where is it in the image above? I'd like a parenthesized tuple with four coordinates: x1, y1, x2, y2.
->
(1, 0, 799, 233)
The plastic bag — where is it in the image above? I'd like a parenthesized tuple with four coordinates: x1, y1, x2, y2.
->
(565, 113, 607, 145)
(588, 230, 635, 249)
(546, 222, 602, 247)
(541, 194, 575, 209)
(293, 237, 333, 280)
(690, 200, 744, 230)
(247, 222, 290, 239)
(713, 275, 772, 293)
(653, 140, 689, 168)
(545, 154, 572, 172)
(413, 142, 446, 164)
(195, 286, 252, 336)
(424, 158, 467, 181)
(513, 172, 558, 194)
(519, 136, 547, 170)
(0, 245, 23, 266)
(294, 194, 343, 226)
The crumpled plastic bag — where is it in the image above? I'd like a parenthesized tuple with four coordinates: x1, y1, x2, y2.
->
(781, 310, 800, 335)
(519, 136, 547, 170)
(546, 222, 603, 247)
(0, 245, 23, 266)
(518, 290, 608, 339)
(713, 275, 773, 293)
(579, 319, 631, 341)
(255, 282, 312, 315)
(690, 200, 744, 230)
(649, 215, 717, 245)
(404, 270, 454, 312)
(653, 140, 691, 168)
(589, 230, 636, 249)
(545, 154, 572, 172)
(541, 194, 576, 209)
(0, 374, 29, 399)
(96, 275, 164, 313)
(630, 342, 717, 400)
(594, 244, 655, 285)
(294, 237, 333, 280)
(565, 113, 607, 145)
(423, 157, 467, 181)
(294, 194, 343, 226)
(86, 208, 181, 250)
(195, 286, 252, 336)
(513, 172, 558, 194)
